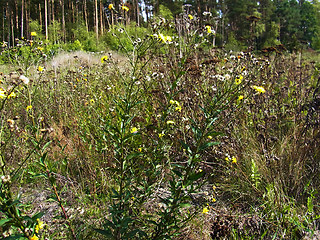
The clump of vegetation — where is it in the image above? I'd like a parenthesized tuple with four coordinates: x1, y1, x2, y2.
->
(0, 5, 320, 240)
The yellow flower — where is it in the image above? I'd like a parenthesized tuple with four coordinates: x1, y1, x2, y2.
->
(138, 147, 142, 152)
(170, 100, 180, 105)
(35, 219, 44, 233)
(235, 75, 243, 85)
(165, 36, 172, 43)
(31, 32, 37, 36)
(131, 127, 138, 134)
(26, 105, 32, 111)
(212, 197, 216, 203)
(166, 120, 175, 125)
(159, 33, 167, 43)
(208, 135, 213, 139)
(7, 119, 14, 125)
(252, 85, 266, 94)
(158, 34, 173, 43)
(175, 105, 182, 112)
(29, 235, 39, 240)
(108, 4, 114, 10)
(225, 156, 230, 162)
(37, 66, 44, 72)
(8, 92, 16, 99)
(205, 25, 212, 34)
(231, 156, 237, 164)
(170, 100, 181, 111)
(0, 88, 6, 99)
(188, 14, 193, 20)
(122, 5, 129, 11)
(202, 207, 209, 214)
(37, 47, 44, 51)
(90, 99, 95, 103)
(238, 95, 244, 101)
(101, 56, 108, 63)
(159, 132, 165, 138)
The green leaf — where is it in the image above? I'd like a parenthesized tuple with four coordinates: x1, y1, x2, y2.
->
(188, 171, 204, 181)
(93, 228, 113, 237)
(125, 229, 141, 239)
(32, 211, 45, 221)
(198, 141, 220, 152)
(172, 169, 182, 178)
(0, 218, 12, 227)
(179, 203, 192, 208)
(42, 141, 52, 151)
(126, 152, 143, 161)
(3, 234, 25, 240)
(103, 219, 116, 228)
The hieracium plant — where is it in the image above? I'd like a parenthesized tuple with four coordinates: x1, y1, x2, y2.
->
(92, 10, 246, 239)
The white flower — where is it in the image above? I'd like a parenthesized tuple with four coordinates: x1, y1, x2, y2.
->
(1, 175, 11, 183)
(19, 75, 29, 84)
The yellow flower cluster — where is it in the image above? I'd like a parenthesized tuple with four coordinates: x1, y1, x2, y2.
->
(225, 156, 237, 164)
(122, 5, 129, 11)
(7, 92, 16, 99)
(158, 132, 165, 138)
(252, 85, 266, 94)
(158, 34, 172, 44)
(29, 235, 38, 240)
(235, 75, 243, 85)
(26, 105, 32, 111)
(170, 99, 182, 112)
(188, 14, 193, 20)
(35, 219, 44, 233)
(202, 207, 209, 214)
(0, 88, 6, 99)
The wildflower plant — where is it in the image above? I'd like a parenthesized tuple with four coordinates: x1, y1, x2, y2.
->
(0, 73, 45, 239)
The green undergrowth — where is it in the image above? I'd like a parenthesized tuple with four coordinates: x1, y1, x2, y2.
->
(0, 16, 320, 240)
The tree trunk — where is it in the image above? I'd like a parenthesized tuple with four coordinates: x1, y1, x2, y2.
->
(14, 0, 19, 36)
(48, 0, 51, 26)
(11, 10, 15, 46)
(52, 0, 55, 22)
(137, 1, 140, 26)
(60, 0, 65, 41)
(39, 4, 42, 27)
(84, 0, 88, 32)
(21, 0, 24, 38)
(95, 0, 99, 40)
(71, 1, 75, 24)
(26, 0, 30, 37)
(45, 0, 48, 40)
(100, 0, 104, 35)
